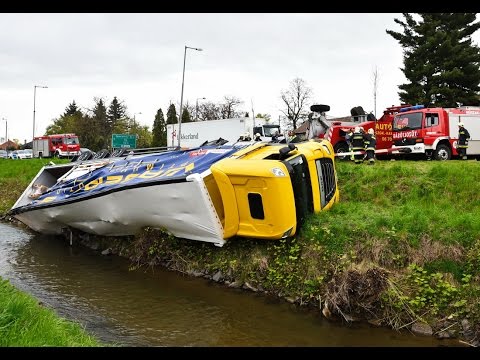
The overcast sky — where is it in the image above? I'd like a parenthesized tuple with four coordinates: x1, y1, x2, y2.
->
(1, 13, 480, 143)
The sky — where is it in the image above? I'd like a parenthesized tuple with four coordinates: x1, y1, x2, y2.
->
(1, 13, 480, 144)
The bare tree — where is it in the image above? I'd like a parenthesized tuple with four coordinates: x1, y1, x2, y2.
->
(280, 78, 313, 130)
(197, 101, 221, 121)
(220, 96, 244, 119)
(372, 66, 380, 118)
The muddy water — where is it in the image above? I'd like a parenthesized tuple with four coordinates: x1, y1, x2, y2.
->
(0, 222, 464, 347)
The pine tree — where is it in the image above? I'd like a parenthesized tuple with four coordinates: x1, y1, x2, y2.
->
(166, 104, 178, 125)
(387, 13, 480, 107)
(46, 101, 83, 136)
(152, 108, 167, 147)
(181, 108, 192, 123)
(93, 98, 109, 149)
(63, 100, 81, 117)
(107, 97, 128, 136)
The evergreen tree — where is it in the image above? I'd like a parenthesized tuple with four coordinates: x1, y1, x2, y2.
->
(93, 98, 109, 149)
(46, 101, 83, 136)
(181, 108, 192, 123)
(107, 96, 128, 136)
(387, 13, 480, 107)
(166, 103, 178, 125)
(63, 100, 81, 117)
(152, 108, 167, 147)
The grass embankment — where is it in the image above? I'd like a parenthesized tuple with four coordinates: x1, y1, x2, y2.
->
(0, 277, 100, 346)
(0, 158, 102, 346)
(1, 158, 480, 344)
(0, 158, 70, 215)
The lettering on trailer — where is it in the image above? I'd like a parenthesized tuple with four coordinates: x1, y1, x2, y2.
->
(374, 123, 393, 143)
(181, 132, 199, 140)
(28, 146, 239, 205)
(392, 130, 419, 140)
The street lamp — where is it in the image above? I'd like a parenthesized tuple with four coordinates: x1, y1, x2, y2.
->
(1, 118, 6, 148)
(196, 97, 206, 121)
(33, 85, 48, 140)
(133, 112, 142, 129)
(178, 45, 203, 147)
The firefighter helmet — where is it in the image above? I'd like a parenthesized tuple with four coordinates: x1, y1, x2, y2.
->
(368, 128, 374, 135)
(354, 126, 361, 132)
(458, 122, 464, 127)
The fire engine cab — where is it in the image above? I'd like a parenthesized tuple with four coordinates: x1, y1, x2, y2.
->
(33, 133, 81, 158)
(391, 105, 480, 160)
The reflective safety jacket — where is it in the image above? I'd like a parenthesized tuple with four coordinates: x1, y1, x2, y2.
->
(364, 134, 376, 151)
(351, 131, 365, 151)
(458, 127, 470, 148)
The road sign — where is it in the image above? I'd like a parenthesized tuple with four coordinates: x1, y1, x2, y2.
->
(111, 134, 137, 149)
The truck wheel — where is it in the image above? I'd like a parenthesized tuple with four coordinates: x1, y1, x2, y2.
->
(334, 142, 350, 161)
(310, 104, 330, 113)
(434, 144, 451, 161)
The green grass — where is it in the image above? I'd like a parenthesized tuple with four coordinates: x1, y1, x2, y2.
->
(2, 157, 480, 337)
(0, 158, 70, 214)
(312, 160, 480, 251)
(0, 277, 101, 346)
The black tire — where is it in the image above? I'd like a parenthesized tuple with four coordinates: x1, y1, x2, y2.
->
(434, 144, 451, 161)
(310, 104, 330, 113)
(334, 142, 351, 161)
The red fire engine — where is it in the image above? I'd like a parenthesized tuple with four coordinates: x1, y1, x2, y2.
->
(33, 133, 81, 158)
(391, 105, 480, 160)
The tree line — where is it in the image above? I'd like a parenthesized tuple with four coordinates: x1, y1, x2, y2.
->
(44, 95, 250, 151)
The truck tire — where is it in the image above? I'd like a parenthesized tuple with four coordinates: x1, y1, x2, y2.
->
(310, 104, 330, 113)
(434, 144, 451, 161)
(334, 142, 350, 161)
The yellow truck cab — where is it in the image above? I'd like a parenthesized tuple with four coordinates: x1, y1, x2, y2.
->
(208, 139, 339, 241)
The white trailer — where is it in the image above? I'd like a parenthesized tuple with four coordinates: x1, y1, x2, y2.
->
(447, 107, 480, 156)
(166, 117, 281, 148)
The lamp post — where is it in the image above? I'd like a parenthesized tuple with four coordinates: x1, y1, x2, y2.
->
(1, 118, 6, 148)
(131, 112, 142, 133)
(33, 85, 48, 140)
(178, 45, 203, 147)
(195, 97, 206, 121)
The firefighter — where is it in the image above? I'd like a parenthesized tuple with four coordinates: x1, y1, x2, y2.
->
(457, 122, 470, 160)
(344, 128, 354, 161)
(364, 128, 376, 165)
(254, 133, 262, 141)
(350, 126, 365, 164)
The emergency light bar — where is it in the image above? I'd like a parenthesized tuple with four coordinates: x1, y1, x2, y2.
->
(399, 105, 425, 112)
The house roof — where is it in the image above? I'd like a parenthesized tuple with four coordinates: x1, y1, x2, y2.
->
(294, 121, 309, 134)
(0, 140, 18, 150)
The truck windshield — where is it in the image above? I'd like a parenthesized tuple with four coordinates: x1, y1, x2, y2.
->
(65, 137, 79, 145)
(263, 126, 280, 137)
(393, 112, 423, 131)
(285, 154, 313, 226)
